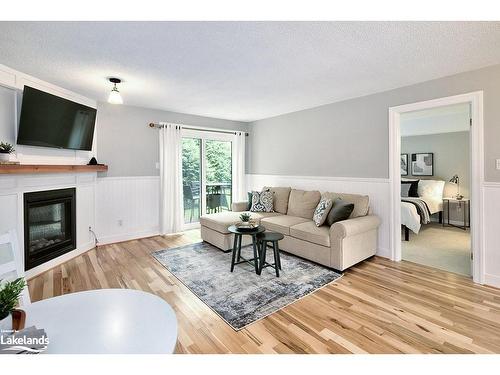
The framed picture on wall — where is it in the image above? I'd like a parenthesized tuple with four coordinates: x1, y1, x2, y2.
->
(400, 154, 408, 176)
(411, 153, 434, 176)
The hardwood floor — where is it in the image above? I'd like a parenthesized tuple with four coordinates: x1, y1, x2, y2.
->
(28, 230, 500, 354)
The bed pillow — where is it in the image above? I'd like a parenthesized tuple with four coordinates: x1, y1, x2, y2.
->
(418, 179, 445, 200)
(401, 183, 411, 197)
(250, 190, 274, 212)
(313, 198, 334, 226)
(401, 180, 419, 197)
(325, 198, 354, 226)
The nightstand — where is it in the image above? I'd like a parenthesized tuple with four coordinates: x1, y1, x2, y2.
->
(442, 198, 470, 230)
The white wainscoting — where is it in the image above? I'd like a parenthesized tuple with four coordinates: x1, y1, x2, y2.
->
(0, 173, 97, 279)
(95, 176, 160, 245)
(246, 174, 391, 258)
(483, 182, 500, 288)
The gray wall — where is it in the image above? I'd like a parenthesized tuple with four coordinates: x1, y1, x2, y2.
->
(248, 63, 500, 182)
(96, 102, 249, 177)
(0, 85, 16, 144)
(402, 131, 470, 198)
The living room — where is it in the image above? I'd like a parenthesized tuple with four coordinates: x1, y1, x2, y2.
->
(1, 2, 500, 373)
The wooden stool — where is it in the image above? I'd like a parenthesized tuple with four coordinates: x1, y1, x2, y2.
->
(257, 232, 284, 277)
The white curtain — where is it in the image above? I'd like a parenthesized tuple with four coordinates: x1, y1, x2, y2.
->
(159, 123, 184, 234)
(232, 131, 246, 202)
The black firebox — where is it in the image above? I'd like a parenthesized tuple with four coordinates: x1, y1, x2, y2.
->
(24, 188, 76, 270)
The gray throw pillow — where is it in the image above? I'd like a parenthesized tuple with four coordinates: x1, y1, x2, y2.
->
(401, 183, 411, 198)
(325, 198, 354, 226)
(250, 191, 274, 212)
(313, 198, 333, 226)
(246, 192, 252, 210)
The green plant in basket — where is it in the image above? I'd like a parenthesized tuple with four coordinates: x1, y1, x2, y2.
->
(239, 213, 251, 223)
(0, 278, 26, 320)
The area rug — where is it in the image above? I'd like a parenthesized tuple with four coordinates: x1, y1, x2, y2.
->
(152, 242, 342, 330)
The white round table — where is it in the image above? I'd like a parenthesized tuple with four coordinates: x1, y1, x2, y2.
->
(24, 289, 177, 354)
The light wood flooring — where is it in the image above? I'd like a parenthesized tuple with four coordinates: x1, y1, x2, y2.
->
(28, 230, 500, 354)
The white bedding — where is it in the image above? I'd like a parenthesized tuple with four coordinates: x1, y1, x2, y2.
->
(400, 179, 444, 235)
(419, 196, 443, 215)
(401, 201, 421, 234)
(401, 197, 443, 235)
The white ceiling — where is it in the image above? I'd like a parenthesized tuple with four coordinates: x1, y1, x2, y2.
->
(401, 103, 470, 136)
(1, 22, 500, 122)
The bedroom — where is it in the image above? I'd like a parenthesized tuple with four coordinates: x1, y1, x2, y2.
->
(400, 103, 471, 276)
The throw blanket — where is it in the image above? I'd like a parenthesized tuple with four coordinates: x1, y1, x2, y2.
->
(401, 197, 431, 225)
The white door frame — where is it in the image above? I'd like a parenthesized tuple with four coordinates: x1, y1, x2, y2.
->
(388, 91, 484, 284)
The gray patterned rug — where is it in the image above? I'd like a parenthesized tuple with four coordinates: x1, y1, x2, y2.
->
(152, 241, 342, 330)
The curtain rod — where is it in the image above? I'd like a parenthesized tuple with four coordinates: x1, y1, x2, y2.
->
(148, 122, 248, 136)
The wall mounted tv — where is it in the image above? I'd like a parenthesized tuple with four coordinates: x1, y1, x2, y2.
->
(17, 86, 97, 151)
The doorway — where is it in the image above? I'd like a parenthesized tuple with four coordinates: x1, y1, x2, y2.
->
(181, 129, 233, 228)
(399, 103, 471, 276)
(389, 92, 484, 284)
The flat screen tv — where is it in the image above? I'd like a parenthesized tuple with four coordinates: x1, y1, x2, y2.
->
(17, 86, 97, 151)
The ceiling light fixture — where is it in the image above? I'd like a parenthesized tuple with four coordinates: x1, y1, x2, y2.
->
(108, 77, 123, 104)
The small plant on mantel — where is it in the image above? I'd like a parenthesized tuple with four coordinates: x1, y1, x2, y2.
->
(0, 278, 27, 320)
(0, 141, 15, 162)
(0, 142, 15, 154)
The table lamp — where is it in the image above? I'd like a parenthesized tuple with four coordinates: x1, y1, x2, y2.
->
(449, 174, 463, 200)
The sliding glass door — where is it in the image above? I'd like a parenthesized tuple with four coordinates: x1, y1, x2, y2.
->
(181, 130, 233, 227)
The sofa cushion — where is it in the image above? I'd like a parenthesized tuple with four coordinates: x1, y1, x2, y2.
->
(287, 189, 321, 219)
(321, 192, 369, 218)
(289, 221, 331, 247)
(200, 211, 281, 234)
(260, 215, 310, 236)
(263, 186, 291, 214)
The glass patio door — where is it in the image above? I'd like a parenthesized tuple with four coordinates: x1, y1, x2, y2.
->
(182, 130, 233, 227)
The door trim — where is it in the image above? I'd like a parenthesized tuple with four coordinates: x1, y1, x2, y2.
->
(388, 91, 484, 284)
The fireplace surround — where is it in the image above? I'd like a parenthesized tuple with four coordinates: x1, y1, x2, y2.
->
(24, 188, 76, 270)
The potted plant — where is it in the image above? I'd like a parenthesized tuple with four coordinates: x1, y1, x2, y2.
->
(0, 278, 27, 330)
(239, 213, 253, 228)
(0, 142, 15, 162)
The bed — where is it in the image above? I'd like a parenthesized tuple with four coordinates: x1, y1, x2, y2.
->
(401, 179, 445, 241)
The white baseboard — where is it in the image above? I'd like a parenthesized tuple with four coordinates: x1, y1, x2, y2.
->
(376, 248, 391, 259)
(97, 227, 160, 246)
(484, 273, 500, 289)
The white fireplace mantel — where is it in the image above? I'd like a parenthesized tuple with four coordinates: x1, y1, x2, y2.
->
(0, 171, 97, 278)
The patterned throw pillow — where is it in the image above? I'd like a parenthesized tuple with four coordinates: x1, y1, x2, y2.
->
(313, 198, 333, 226)
(250, 191, 274, 212)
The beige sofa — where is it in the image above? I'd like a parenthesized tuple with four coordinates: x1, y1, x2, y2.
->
(200, 187, 381, 271)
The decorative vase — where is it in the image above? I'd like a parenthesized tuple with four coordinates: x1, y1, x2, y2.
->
(0, 153, 10, 162)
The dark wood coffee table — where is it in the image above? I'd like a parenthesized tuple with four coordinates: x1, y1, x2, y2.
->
(228, 225, 265, 274)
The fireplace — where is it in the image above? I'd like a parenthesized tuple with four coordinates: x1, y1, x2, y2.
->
(24, 188, 76, 270)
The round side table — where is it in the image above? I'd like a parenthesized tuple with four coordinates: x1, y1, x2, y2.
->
(257, 232, 284, 277)
(227, 225, 265, 274)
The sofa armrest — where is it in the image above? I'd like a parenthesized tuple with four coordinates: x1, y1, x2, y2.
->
(330, 215, 381, 240)
(232, 201, 248, 212)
